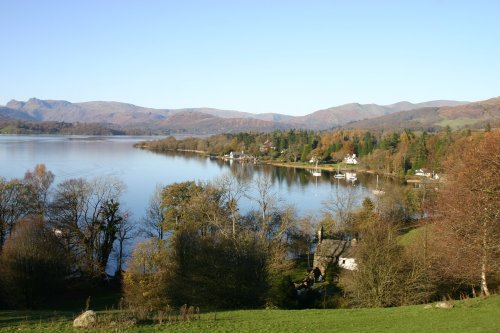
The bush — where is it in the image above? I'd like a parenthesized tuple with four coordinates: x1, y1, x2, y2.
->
(124, 232, 273, 310)
(123, 238, 170, 314)
(265, 273, 297, 308)
(167, 231, 270, 308)
(340, 222, 432, 307)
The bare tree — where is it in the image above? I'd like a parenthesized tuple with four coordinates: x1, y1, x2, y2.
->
(245, 175, 296, 281)
(49, 176, 125, 277)
(322, 184, 359, 235)
(115, 211, 136, 277)
(212, 172, 248, 238)
(0, 178, 32, 249)
(141, 184, 165, 239)
(317, 184, 360, 270)
(289, 214, 317, 267)
(247, 175, 282, 240)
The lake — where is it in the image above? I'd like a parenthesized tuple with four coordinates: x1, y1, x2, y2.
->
(1, 135, 387, 225)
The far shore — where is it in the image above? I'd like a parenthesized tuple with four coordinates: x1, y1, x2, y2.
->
(137, 143, 437, 183)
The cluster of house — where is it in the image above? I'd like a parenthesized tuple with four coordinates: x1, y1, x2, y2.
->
(223, 150, 258, 163)
(309, 154, 359, 165)
(415, 168, 440, 180)
(223, 140, 277, 161)
(343, 154, 359, 165)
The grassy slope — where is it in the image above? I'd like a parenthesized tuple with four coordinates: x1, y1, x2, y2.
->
(0, 296, 498, 332)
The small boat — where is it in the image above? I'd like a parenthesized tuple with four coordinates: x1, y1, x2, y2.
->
(312, 160, 321, 177)
(346, 172, 357, 182)
(333, 164, 345, 179)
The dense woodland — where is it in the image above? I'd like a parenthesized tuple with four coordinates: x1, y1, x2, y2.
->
(0, 130, 498, 316)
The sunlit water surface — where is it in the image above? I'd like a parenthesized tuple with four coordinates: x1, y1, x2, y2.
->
(1, 134, 392, 226)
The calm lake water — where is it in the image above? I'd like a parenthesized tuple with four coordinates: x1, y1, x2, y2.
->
(1, 135, 386, 223)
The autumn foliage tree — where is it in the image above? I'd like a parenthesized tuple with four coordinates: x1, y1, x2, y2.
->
(0, 217, 69, 308)
(23, 164, 55, 216)
(430, 131, 500, 296)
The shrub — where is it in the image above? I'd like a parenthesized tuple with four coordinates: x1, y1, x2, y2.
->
(123, 238, 170, 315)
(124, 232, 273, 310)
(265, 273, 297, 309)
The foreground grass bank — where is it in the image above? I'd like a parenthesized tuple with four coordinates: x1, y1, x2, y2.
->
(0, 296, 498, 332)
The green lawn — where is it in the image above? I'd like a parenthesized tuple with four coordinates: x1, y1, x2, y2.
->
(1, 296, 498, 332)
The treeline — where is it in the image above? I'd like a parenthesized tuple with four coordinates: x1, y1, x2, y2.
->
(141, 127, 482, 175)
(0, 119, 166, 135)
(0, 166, 132, 308)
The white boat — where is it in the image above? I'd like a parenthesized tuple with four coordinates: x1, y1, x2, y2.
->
(372, 175, 385, 195)
(346, 172, 357, 181)
(312, 160, 321, 177)
(333, 164, 345, 179)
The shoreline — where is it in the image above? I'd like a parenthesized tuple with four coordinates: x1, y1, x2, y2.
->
(142, 145, 430, 183)
(138, 145, 435, 184)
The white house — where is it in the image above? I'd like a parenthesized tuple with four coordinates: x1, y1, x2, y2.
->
(344, 154, 359, 165)
(229, 151, 244, 159)
(415, 168, 432, 177)
(339, 257, 357, 270)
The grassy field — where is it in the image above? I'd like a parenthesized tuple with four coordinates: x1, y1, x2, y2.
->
(0, 295, 498, 332)
(437, 117, 482, 129)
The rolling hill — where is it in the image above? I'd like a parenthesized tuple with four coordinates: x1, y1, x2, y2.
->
(0, 97, 478, 134)
(345, 97, 500, 130)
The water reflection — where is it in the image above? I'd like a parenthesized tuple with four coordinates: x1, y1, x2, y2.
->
(1, 135, 397, 221)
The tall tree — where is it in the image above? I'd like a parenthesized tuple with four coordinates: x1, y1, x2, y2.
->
(96, 199, 124, 273)
(0, 216, 69, 308)
(213, 173, 248, 238)
(0, 178, 32, 249)
(23, 164, 55, 216)
(161, 181, 202, 231)
(49, 176, 125, 277)
(141, 184, 165, 239)
(247, 176, 281, 240)
(115, 211, 135, 277)
(431, 132, 499, 296)
(161, 181, 229, 236)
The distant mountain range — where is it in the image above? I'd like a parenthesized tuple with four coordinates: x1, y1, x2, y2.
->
(1, 97, 497, 134)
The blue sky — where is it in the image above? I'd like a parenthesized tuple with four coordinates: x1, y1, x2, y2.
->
(1, 0, 499, 115)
